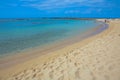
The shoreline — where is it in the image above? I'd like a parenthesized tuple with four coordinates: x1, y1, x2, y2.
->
(1, 19, 119, 80)
(0, 19, 98, 57)
(0, 21, 108, 69)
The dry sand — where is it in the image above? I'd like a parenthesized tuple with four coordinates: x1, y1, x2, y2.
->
(0, 19, 120, 80)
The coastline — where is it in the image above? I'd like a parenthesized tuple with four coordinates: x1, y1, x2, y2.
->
(0, 19, 120, 80)
(0, 21, 107, 69)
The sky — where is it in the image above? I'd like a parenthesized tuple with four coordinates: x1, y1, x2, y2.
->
(0, 0, 120, 18)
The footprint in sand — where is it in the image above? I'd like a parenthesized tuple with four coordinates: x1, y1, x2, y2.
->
(58, 75, 64, 80)
(104, 75, 110, 80)
(118, 34, 120, 36)
(75, 69, 81, 79)
(32, 73, 37, 78)
(49, 71, 54, 79)
(69, 59, 72, 63)
(55, 66, 60, 71)
(108, 65, 114, 71)
(31, 72, 43, 80)
(74, 62, 78, 67)
(61, 70, 64, 74)
(98, 65, 104, 70)
(90, 72, 96, 80)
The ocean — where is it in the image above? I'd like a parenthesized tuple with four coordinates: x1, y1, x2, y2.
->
(0, 18, 107, 57)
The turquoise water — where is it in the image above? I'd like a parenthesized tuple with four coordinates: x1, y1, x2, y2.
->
(0, 19, 103, 57)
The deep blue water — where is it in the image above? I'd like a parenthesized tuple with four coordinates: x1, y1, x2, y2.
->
(0, 19, 100, 57)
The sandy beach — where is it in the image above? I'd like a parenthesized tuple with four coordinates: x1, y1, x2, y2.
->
(0, 19, 120, 80)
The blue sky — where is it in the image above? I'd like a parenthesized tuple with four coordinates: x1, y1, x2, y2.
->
(0, 0, 120, 18)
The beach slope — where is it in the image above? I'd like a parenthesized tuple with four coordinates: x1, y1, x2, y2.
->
(0, 19, 120, 80)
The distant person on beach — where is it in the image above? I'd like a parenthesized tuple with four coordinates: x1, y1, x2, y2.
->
(105, 20, 107, 23)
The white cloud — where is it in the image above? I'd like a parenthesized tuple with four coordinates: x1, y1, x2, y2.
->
(80, 8, 103, 14)
(20, 0, 111, 10)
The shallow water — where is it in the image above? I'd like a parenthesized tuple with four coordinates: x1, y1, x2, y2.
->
(0, 19, 101, 56)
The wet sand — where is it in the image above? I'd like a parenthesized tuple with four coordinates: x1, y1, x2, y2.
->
(0, 19, 120, 80)
(0, 22, 107, 69)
